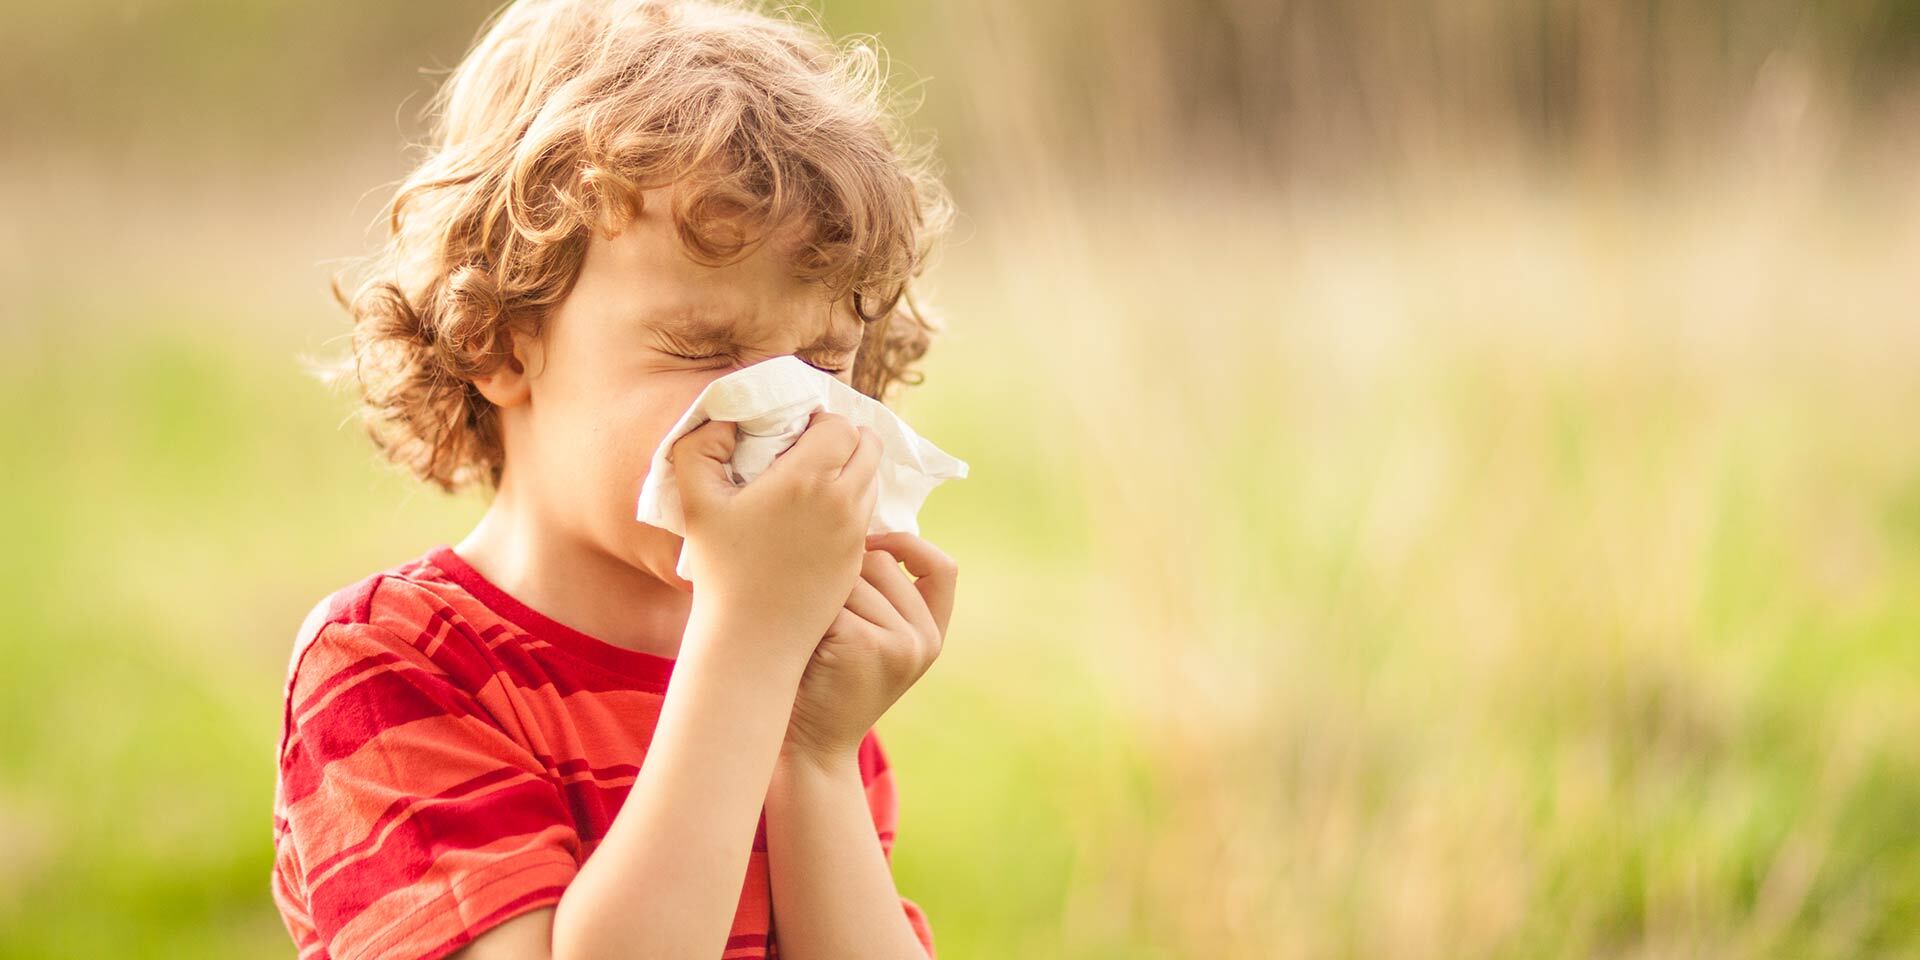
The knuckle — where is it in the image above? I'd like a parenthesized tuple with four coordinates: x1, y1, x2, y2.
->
(767, 473, 805, 501)
(793, 470, 831, 497)
(826, 484, 857, 515)
(880, 643, 915, 674)
(846, 481, 874, 509)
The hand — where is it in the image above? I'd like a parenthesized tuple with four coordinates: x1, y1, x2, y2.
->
(781, 531, 958, 770)
(670, 412, 883, 666)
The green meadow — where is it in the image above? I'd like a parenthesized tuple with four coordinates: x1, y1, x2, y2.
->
(5, 1, 1920, 957)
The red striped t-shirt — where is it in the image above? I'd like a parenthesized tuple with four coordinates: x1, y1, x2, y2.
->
(270, 545, 935, 960)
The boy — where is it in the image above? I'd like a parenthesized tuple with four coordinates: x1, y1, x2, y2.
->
(271, 1, 958, 957)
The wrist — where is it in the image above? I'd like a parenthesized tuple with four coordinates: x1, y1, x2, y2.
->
(682, 602, 812, 673)
(775, 739, 861, 780)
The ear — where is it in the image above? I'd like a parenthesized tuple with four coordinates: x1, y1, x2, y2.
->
(471, 328, 541, 408)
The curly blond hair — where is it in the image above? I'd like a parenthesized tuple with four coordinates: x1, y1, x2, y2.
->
(328, 0, 955, 492)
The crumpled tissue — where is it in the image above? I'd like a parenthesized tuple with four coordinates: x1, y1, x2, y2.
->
(634, 355, 969, 581)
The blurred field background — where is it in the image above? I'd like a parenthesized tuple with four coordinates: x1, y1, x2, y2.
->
(5, 0, 1920, 957)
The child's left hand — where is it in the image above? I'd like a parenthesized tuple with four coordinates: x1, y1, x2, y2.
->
(780, 531, 956, 770)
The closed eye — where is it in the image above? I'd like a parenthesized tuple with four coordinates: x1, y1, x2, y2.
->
(667, 348, 845, 376)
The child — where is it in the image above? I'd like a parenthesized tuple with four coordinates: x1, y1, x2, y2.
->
(270, 1, 958, 957)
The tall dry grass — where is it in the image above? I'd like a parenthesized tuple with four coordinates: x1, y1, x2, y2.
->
(911, 157, 1920, 955)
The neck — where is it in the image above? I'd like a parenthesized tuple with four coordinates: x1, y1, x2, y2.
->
(453, 472, 693, 661)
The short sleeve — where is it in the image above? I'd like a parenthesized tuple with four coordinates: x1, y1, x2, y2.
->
(859, 731, 936, 958)
(273, 620, 581, 960)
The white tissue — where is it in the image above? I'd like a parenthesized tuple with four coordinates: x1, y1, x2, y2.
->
(634, 355, 969, 581)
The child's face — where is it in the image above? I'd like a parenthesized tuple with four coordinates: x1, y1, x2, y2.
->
(483, 183, 864, 592)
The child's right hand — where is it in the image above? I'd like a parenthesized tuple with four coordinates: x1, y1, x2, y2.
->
(669, 411, 883, 664)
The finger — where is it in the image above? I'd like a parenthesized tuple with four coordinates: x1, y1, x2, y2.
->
(836, 424, 882, 486)
(863, 532, 957, 639)
(847, 429, 882, 527)
(668, 419, 740, 508)
(859, 548, 937, 640)
(667, 416, 735, 465)
(844, 568, 909, 631)
(765, 411, 859, 480)
(827, 602, 883, 639)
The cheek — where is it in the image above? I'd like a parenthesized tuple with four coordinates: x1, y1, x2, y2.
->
(599, 380, 712, 497)
(524, 351, 723, 521)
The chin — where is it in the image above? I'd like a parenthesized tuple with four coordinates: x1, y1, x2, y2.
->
(664, 565, 694, 595)
(659, 537, 695, 594)
(620, 527, 695, 593)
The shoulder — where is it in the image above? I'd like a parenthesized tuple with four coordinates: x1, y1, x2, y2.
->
(286, 549, 472, 667)
(276, 548, 490, 755)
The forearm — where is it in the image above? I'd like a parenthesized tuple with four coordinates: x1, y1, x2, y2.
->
(551, 606, 806, 960)
(763, 750, 930, 960)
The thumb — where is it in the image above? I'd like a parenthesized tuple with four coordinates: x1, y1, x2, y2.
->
(669, 418, 739, 513)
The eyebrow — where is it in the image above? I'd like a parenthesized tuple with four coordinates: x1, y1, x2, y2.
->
(649, 309, 863, 353)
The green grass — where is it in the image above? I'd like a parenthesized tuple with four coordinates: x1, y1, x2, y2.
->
(2, 174, 1918, 958)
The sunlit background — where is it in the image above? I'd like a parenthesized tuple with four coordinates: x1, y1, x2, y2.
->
(4, 1, 1920, 956)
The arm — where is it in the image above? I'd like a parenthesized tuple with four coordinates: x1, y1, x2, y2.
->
(762, 748, 932, 960)
(547, 605, 808, 959)
(450, 605, 807, 960)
